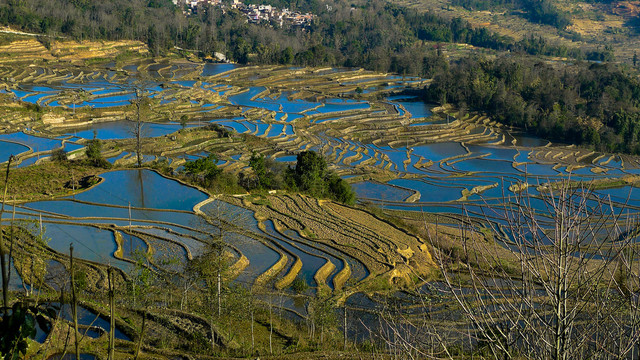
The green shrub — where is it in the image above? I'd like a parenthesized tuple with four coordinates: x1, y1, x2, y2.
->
(85, 138, 111, 168)
(291, 276, 309, 294)
(51, 148, 67, 163)
(283, 150, 356, 204)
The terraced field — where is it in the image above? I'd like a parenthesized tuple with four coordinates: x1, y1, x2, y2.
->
(2, 53, 640, 271)
(3, 39, 640, 355)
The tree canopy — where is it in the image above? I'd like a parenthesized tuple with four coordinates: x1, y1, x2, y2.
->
(287, 151, 355, 204)
(0, 0, 609, 69)
(425, 56, 640, 153)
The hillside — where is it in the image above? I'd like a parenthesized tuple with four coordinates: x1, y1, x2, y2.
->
(387, 0, 640, 62)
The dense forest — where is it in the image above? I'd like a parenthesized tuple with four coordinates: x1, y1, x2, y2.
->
(425, 56, 640, 153)
(0, 0, 612, 72)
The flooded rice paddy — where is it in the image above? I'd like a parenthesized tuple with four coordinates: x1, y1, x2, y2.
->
(2, 60, 639, 339)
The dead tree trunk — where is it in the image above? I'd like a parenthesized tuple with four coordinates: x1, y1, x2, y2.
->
(135, 98, 142, 168)
(134, 311, 146, 360)
(70, 244, 80, 360)
(108, 267, 115, 360)
(0, 156, 13, 310)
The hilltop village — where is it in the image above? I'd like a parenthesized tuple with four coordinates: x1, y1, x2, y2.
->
(174, 0, 315, 27)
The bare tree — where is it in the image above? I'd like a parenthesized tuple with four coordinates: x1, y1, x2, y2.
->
(120, 74, 158, 168)
(430, 182, 640, 359)
(0, 156, 13, 310)
(108, 267, 116, 360)
(129, 248, 158, 360)
(70, 244, 81, 360)
(129, 88, 151, 168)
(190, 198, 252, 353)
(307, 293, 338, 348)
(68, 89, 89, 115)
